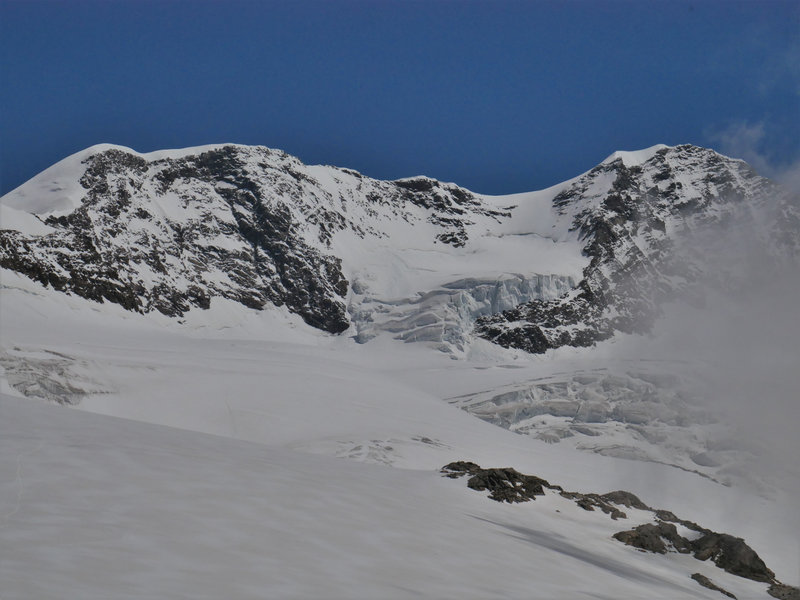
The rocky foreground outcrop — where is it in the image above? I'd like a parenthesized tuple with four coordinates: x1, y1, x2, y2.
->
(442, 461, 799, 598)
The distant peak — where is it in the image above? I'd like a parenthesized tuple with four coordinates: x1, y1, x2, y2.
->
(76, 142, 248, 162)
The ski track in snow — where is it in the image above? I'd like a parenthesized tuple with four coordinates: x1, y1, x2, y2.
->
(0, 440, 45, 529)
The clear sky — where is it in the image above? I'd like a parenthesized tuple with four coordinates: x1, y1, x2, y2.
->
(1, 0, 798, 196)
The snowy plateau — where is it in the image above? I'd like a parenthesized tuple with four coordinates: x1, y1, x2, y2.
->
(0, 143, 799, 599)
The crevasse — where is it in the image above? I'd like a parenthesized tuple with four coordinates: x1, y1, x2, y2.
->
(350, 274, 575, 352)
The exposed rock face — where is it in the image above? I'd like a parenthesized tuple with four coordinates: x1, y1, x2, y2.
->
(769, 583, 800, 600)
(2, 147, 344, 331)
(614, 522, 776, 584)
(474, 145, 800, 352)
(558, 490, 628, 520)
(600, 490, 650, 510)
(616, 505, 780, 585)
(613, 521, 692, 554)
(692, 532, 776, 583)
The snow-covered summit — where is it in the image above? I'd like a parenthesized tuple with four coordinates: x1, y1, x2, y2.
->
(1, 143, 246, 215)
(601, 143, 670, 167)
(477, 144, 800, 352)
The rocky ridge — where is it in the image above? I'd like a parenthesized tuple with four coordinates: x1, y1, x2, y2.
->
(0, 145, 507, 335)
(475, 145, 800, 352)
(2, 143, 797, 353)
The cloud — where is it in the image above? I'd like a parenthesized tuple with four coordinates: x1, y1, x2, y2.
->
(602, 153, 800, 497)
(674, 270, 800, 495)
(709, 121, 800, 193)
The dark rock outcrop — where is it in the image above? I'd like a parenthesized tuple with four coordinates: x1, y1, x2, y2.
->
(441, 462, 554, 503)
(691, 573, 737, 599)
(768, 583, 800, 600)
(613, 521, 692, 554)
(692, 532, 775, 583)
(614, 522, 775, 584)
(601, 490, 650, 511)
(559, 491, 627, 520)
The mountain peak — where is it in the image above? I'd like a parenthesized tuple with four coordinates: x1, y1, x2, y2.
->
(601, 143, 670, 167)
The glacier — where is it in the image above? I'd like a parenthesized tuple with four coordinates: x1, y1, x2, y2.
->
(0, 142, 798, 599)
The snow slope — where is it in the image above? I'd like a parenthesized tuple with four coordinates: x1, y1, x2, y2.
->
(1, 267, 798, 598)
(3, 392, 782, 600)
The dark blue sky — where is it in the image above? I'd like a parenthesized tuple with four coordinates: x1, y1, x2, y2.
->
(1, 0, 798, 195)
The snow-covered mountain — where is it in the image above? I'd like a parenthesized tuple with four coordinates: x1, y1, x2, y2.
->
(476, 144, 799, 352)
(5, 143, 796, 355)
(0, 143, 518, 337)
(1, 143, 798, 599)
